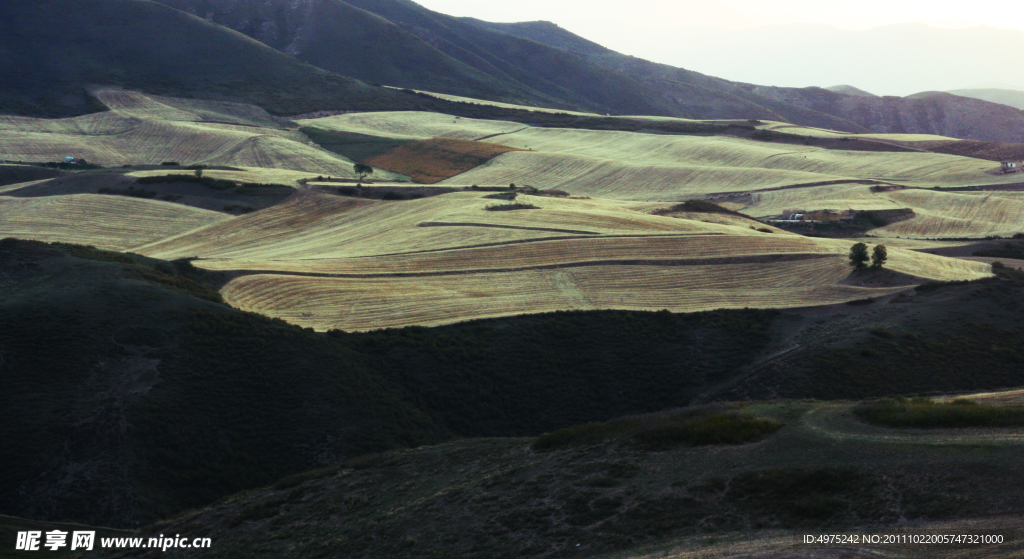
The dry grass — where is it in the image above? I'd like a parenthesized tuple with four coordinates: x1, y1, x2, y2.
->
(759, 121, 958, 142)
(0, 194, 229, 251)
(739, 183, 908, 218)
(220, 256, 905, 331)
(296, 111, 526, 142)
(0, 90, 389, 177)
(116, 190, 992, 331)
(874, 190, 1024, 239)
(363, 138, 522, 183)
(136, 193, 753, 261)
(0, 99, 1007, 333)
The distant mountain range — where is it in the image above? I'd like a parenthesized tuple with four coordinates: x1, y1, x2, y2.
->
(5, 0, 1024, 142)
(617, 23, 1024, 97)
(947, 89, 1024, 111)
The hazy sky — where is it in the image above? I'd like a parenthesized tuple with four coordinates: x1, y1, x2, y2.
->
(415, 0, 1024, 94)
(416, 0, 1024, 33)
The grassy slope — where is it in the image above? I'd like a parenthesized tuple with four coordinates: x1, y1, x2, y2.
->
(0, 0, 435, 118)
(86, 399, 1024, 559)
(304, 112, 1006, 198)
(3, 241, 1024, 540)
(0, 239, 781, 527)
(722, 277, 1024, 402)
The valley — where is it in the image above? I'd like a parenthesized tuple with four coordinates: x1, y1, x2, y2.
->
(4, 1, 1024, 556)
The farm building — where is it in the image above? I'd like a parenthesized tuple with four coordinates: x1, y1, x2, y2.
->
(779, 209, 855, 223)
(1001, 161, 1021, 174)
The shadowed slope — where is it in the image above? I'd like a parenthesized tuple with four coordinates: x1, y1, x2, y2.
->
(0, 0, 432, 117)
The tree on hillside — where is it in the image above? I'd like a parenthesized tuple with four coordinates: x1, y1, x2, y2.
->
(871, 245, 888, 270)
(194, 168, 203, 180)
(849, 242, 870, 269)
(354, 163, 373, 181)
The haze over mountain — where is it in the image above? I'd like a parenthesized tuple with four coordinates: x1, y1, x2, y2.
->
(611, 23, 1024, 97)
(948, 88, 1024, 111)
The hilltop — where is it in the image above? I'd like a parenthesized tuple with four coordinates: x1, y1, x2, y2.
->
(155, 0, 676, 117)
(0, 0, 442, 118)
(7, 0, 1024, 142)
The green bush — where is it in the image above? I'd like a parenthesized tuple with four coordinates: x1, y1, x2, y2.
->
(632, 413, 781, 451)
(485, 203, 538, 211)
(854, 398, 1024, 429)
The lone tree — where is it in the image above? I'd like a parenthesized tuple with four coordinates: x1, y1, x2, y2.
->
(354, 163, 373, 181)
(871, 244, 888, 270)
(194, 168, 203, 180)
(849, 242, 870, 269)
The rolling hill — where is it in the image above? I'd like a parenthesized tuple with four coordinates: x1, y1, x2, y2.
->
(0, 238, 789, 526)
(4, 237, 1024, 535)
(81, 395, 1024, 559)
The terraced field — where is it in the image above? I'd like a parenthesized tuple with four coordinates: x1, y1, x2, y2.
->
(875, 190, 1024, 239)
(759, 121, 959, 143)
(0, 90, 376, 177)
(0, 94, 1013, 331)
(120, 190, 988, 331)
(301, 112, 1007, 200)
(0, 194, 229, 250)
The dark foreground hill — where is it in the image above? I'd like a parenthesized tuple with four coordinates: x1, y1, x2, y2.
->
(87, 400, 1024, 559)
(5, 238, 1024, 531)
(0, 0, 438, 117)
(0, 239, 777, 527)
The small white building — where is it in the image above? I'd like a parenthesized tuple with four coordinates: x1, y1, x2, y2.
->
(1001, 161, 1021, 174)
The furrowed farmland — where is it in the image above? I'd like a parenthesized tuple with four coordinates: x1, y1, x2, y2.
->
(8, 4, 1024, 556)
(0, 90, 1019, 331)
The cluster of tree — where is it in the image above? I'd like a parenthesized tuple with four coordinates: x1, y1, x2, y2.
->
(849, 242, 887, 270)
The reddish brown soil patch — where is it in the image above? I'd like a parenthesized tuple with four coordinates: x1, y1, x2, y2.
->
(929, 140, 1024, 162)
(364, 138, 523, 184)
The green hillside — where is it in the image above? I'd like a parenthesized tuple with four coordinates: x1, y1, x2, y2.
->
(0, 0, 433, 117)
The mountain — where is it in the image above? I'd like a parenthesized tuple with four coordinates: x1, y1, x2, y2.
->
(476, 18, 1024, 142)
(947, 88, 1024, 110)
(827, 85, 878, 97)
(0, 0, 440, 117)
(154, 0, 679, 117)
(6, 0, 1024, 141)
(613, 23, 1024, 98)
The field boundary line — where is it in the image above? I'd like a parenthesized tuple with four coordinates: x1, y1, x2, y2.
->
(359, 233, 728, 258)
(221, 253, 836, 279)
